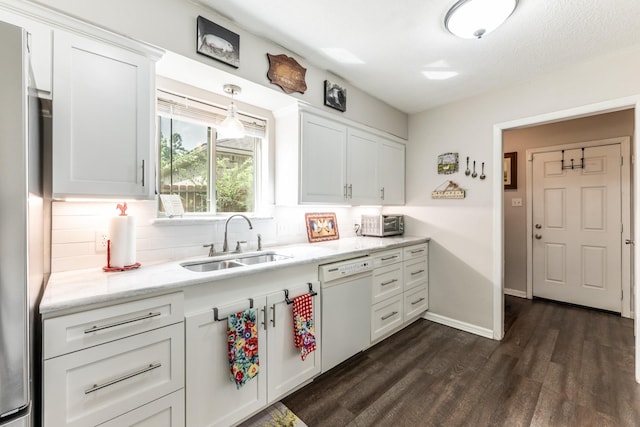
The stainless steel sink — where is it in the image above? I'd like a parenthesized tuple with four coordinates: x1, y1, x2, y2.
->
(234, 253, 291, 265)
(180, 259, 245, 272)
(180, 251, 292, 272)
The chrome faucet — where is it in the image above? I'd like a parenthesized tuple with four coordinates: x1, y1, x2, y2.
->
(223, 214, 253, 252)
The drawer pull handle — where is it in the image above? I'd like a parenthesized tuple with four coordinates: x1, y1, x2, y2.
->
(270, 304, 276, 328)
(411, 297, 426, 305)
(381, 255, 398, 261)
(380, 279, 398, 287)
(84, 311, 162, 334)
(85, 362, 161, 394)
(381, 311, 398, 321)
(410, 269, 425, 276)
(410, 249, 425, 254)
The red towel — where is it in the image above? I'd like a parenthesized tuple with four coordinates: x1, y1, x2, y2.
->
(292, 293, 316, 361)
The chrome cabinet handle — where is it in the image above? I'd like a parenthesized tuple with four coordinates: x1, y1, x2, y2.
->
(84, 312, 161, 334)
(85, 362, 161, 394)
(410, 249, 425, 254)
(141, 160, 145, 187)
(344, 184, 348, 199)
(381, 255, 398, 261)
(381, 311, 398, 321)
(348, 184, 353, 199)
(270, 304, 276, 328)
(535, 234, 542, 240)
(411, 269, 425, 276)
(261, 307, 267, 331)
(380, 187, 385, 200)
(411, 297, 426, 306)
(380, 279, 398, 287)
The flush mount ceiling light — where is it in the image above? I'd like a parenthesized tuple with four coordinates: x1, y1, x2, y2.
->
(219, 84, 245, 139)
(445, 0, 518, 39)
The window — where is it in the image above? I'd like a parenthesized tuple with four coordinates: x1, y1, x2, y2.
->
(157, 91, 266, 215)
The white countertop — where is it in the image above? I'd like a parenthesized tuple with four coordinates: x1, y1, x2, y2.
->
(40, 236, 429, 316)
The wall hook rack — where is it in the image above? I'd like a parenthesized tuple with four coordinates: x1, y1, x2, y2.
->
(561, 148, 585, 170)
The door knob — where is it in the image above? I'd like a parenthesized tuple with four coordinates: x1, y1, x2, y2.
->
(535, 234, 542, 240)
(535, 224, 542, 229)
(625, 239, 634, 245)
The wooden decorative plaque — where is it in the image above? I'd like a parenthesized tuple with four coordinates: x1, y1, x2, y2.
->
(266, 53, 307, 94)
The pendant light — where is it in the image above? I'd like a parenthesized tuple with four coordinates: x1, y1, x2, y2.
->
(445, 0, 518, 39)
(219, 84, 245, 139)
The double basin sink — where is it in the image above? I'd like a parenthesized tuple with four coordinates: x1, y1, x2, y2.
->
(180, 251, 291, 272)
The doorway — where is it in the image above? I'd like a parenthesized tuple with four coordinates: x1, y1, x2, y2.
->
(528, 138, 631, 314)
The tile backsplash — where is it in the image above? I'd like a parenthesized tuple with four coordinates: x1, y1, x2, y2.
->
(51, 200, 380, 272)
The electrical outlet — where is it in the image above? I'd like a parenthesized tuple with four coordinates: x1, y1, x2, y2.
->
(95, 230, 108, 253)
(512, 198, 523, 207)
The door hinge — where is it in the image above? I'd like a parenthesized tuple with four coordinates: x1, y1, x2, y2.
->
(621, 289, 624, 300)
(621, 156, 624, 166)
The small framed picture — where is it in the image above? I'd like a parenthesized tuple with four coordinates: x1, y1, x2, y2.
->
(196, 16, 240, 68)
(305, 212, 340, 243)
(437, 152, 459, 174)
(324, 80, 346, 112)
(504, 152, 517, 189)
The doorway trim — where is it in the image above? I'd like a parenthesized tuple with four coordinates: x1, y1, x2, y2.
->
(524, 137, 631, 317)
(492, 95, 640, 382)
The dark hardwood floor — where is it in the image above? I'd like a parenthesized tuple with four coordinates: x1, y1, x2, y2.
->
(282, 296, 640, 426)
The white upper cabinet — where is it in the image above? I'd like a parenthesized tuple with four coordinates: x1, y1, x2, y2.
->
(299, 112, 347, 203)
(379, 139, 405, 205)
(276, 106, 406, 206)
(52, 29, 159, 199)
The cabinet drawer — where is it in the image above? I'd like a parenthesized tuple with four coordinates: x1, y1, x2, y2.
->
(404, 285, 428, 322)
(97, 389, 185, 427)
(44, 323, 184, 427)
(44, 292, 184, 359)
(371, 295, 403, 342)
(371, 248, 403, 268)
(403, 243, 428, 260)
(371, 263, 403, 304)
(404, 258, 428, 291)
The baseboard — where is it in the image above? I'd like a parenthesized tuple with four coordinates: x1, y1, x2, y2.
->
(504, 288, 527, 298)
(422, 312, 494, 339)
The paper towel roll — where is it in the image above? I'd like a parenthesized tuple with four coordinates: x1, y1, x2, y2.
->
(108, 215, 136, 267)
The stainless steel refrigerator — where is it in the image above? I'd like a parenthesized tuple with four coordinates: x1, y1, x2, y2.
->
(0, 20, 49, 427)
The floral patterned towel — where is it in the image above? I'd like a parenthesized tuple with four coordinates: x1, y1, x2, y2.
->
(292, 293, 316, 361)
(228, 308, 259, 388)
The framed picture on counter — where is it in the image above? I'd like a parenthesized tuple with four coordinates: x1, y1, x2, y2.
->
(305, 212, 340, 243)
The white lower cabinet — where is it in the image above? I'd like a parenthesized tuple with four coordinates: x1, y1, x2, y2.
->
(371, 294, 403, 342)
(98, 390, 185, 427)
(185, 285, 322, 427)
(185, 297, 267, 427)
(43, 314, 184, 427)
(404, 285, 429, 321)
(266, 284, 321, 403)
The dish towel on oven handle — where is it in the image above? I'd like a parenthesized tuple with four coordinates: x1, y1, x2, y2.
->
(227, 308, 259, 388)
(293, 293, 316, 361)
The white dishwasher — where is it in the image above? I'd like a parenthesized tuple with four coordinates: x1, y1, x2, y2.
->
(320, 256, 373, 372)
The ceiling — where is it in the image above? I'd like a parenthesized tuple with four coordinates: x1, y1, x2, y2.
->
(196, 0, 640, 114)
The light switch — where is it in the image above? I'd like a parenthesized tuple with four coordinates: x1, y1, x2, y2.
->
(511, 198, 523, 207)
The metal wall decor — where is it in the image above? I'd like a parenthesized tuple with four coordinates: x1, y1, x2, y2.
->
(196, 16, 240, 68)
(437, 152, 459, 174)
(266, 53, 307, 94)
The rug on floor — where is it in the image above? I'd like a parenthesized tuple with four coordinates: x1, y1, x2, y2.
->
(237, 402, 307, 427)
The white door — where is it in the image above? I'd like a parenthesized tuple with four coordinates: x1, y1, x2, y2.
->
(532, 144, 622, 312)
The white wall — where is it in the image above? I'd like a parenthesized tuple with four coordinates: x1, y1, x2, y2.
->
(31, 0, 408, 139)
(406, 45, 640, 332)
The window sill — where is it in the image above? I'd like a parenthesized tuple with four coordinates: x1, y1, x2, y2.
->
(151, 214, 273, 226)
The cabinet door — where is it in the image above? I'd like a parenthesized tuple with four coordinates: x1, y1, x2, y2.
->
(266, 284, 321, 404)
(371, 263, 403, 304)
(379, 139, 405, 205)
(404, 257, 428, 291)
(185, 297, 267, 427)
(299, 113, 347, 203)
(347, 128, 379, 204)
(371, 294, 403, 343)
(52, 30, 153, 198)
